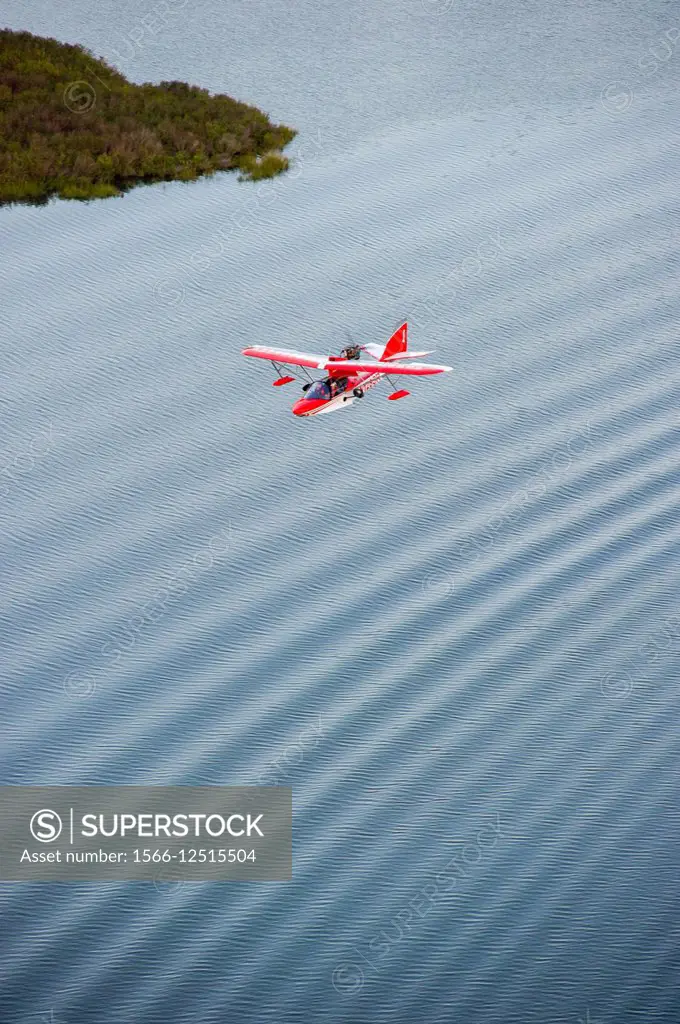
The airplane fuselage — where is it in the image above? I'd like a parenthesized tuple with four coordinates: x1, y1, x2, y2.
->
(292, 370, 383, 416)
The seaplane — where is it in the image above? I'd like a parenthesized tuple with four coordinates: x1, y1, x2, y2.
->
(241, 322, 452, 417)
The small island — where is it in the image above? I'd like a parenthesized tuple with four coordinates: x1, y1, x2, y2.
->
(0, 29, 296, 204)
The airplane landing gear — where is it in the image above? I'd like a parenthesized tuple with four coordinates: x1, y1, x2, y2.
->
(353, 387, 364, 398)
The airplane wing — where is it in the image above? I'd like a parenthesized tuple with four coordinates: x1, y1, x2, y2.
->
(241, 345, 329, 369)
(242, 346, 452, 376)
(324, 359, 452, 376)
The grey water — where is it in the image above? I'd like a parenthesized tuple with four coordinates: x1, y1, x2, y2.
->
(1, 0, 680, 1021)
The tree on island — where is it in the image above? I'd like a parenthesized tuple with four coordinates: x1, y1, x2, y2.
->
(0, 29, 297, 204)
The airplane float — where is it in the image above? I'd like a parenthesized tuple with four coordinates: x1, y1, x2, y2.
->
(241, 322, 452, 417)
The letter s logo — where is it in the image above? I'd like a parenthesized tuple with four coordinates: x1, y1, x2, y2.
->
(30, 809, 63, 842)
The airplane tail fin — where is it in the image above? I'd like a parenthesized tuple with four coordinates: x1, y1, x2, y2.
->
(382, 322, 408, 361)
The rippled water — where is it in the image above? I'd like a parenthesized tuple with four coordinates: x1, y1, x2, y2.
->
(2, 1, 680, 1022)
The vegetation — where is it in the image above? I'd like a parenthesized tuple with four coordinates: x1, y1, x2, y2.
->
(0, 29, 296, 204)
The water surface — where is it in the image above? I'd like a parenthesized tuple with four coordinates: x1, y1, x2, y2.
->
(1, 1, 680, 1022)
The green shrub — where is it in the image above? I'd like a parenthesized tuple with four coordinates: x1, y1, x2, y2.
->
(237, 151, 289, 180)
(58, 181, 120, 200)
(0, 29, 296, 205)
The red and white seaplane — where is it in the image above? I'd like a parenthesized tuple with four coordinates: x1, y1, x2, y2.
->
(242, 322, 452, 417)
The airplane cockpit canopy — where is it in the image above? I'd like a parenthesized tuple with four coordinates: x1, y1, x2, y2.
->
(305, 380, 331, 401)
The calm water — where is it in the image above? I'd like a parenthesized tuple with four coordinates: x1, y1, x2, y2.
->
(2, 1, 680, 1022)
